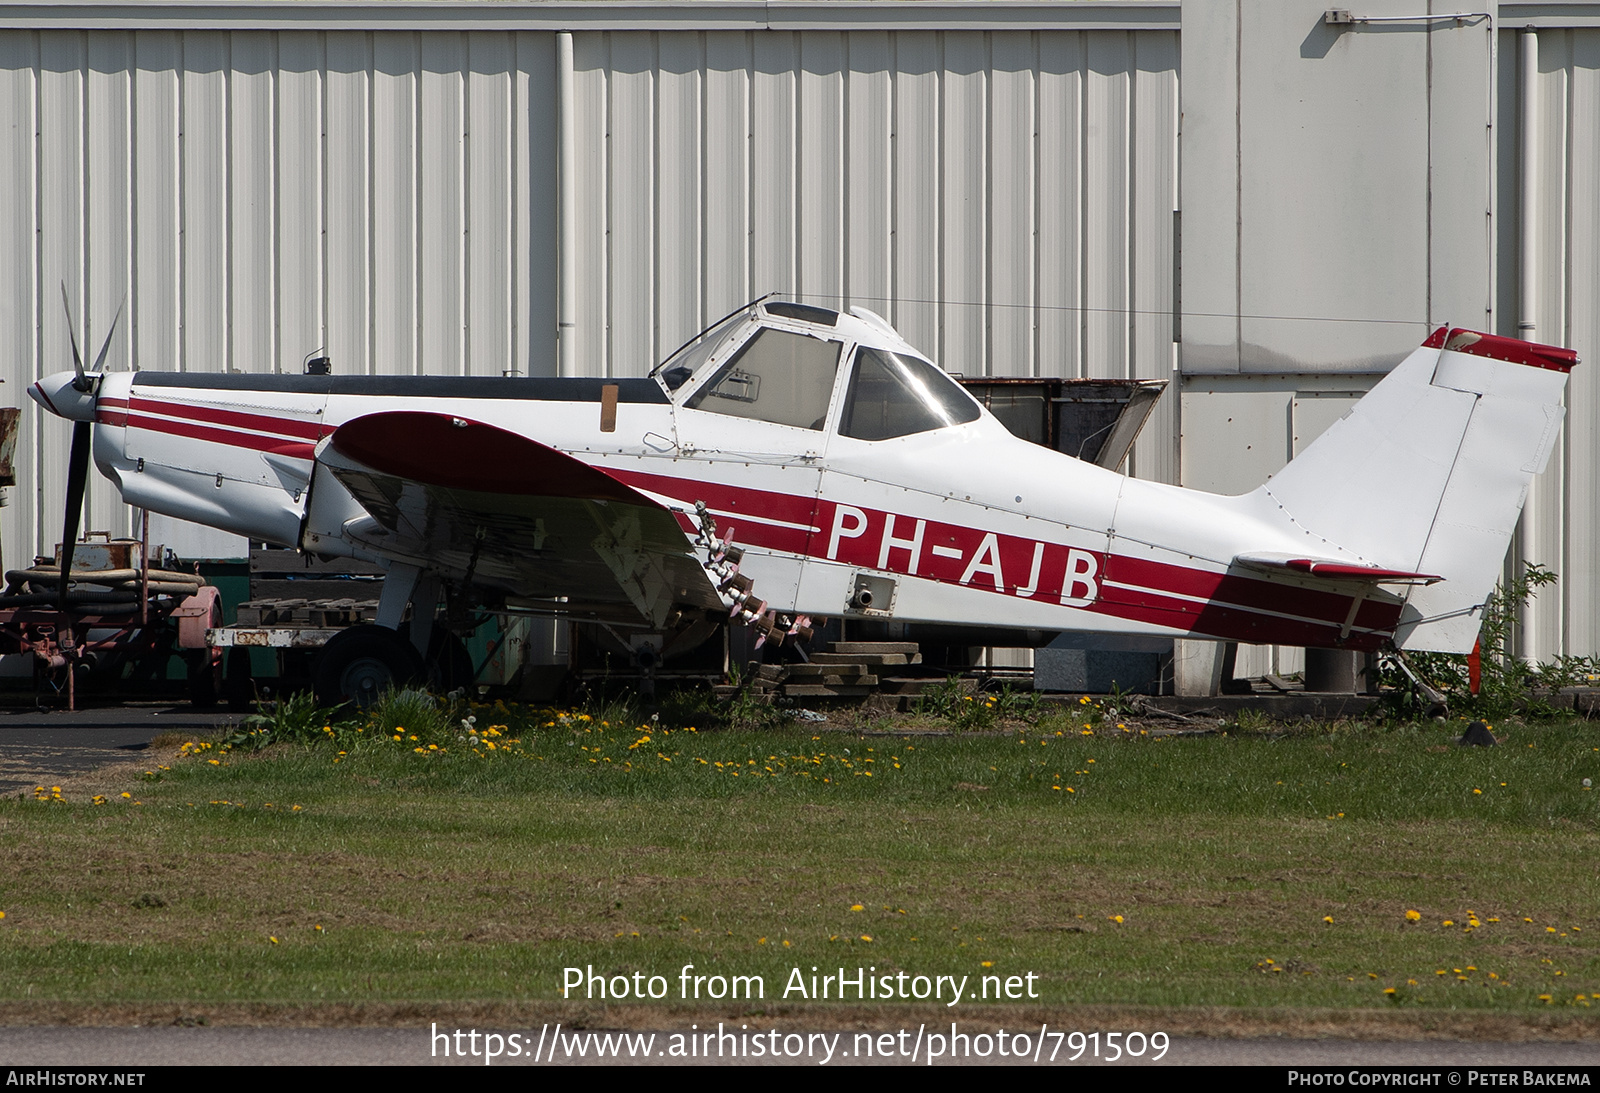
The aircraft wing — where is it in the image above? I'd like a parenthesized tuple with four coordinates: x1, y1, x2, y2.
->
(317, 411, 723, 628)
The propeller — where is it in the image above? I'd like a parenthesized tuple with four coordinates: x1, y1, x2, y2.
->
(54, 285, 124, 611)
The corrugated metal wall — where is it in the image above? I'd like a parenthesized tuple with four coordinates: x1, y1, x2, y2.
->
(0, 27, 557, 566)
(1505, 27, 1600, 662)
(0, 22, 1179, 572)
(569, 29, 1178, 399)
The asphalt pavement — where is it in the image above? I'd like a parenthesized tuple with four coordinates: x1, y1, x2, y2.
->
(0, 704, 243, 796)
(2, 1028, 1598, 1066)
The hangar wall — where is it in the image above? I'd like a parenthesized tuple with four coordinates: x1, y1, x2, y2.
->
(1177, 2, 1600, 671)
(0, 4, 1180, 583)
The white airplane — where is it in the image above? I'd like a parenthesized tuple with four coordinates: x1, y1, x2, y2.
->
(28, 297, 1576, 703)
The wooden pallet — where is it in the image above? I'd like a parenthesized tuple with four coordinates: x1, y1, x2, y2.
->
(234, 597, 379, 628)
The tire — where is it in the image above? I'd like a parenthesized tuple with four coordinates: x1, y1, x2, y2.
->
(313, 624, 425, 708)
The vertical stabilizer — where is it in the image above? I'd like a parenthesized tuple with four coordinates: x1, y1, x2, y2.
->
(1258, 329, 1574, 653)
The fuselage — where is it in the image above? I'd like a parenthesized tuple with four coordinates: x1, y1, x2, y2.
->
(32, 303, 1409, 650)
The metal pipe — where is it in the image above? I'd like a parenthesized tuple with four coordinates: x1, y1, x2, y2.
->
(557, 30, 577, 379)
(1519, 28, 1538, 339)
(140, 508, 150, 627)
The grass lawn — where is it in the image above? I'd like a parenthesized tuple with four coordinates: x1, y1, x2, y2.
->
(2, 696, 1599, 1032)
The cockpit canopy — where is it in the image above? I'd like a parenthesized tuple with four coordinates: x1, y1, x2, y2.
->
(655, 299, 981, 440)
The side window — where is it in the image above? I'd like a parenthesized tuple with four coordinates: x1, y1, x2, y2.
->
(840, 348, 982, 440)
(685, 327, 841, 430)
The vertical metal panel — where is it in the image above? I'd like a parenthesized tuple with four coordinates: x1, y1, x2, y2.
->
(1, 30, 37, 567)
(1084, 31, 1130, 381)
(325, 31, 371, 378)
(657, 31, 703, 351)
(419, 32, 463, 375)
(844, 31, 891, 311)
(940, 32, 985, 376)
(571, 32, 608, 377)
(38, 31, 84, 551)
(86, 31, 133, 536)
(86, 32, 131, 374)
(516, 31, 556, 379)
(132, 32, 179, 377)
(751, 32, 797, 302)
(229, 31, 275, 375)
(988, 32, 1035, 378)
(466, 31, 510, 378)
(1564, 30, 1600, 658)
(702, 31, 749, 320)
(179, 31, 226, 372)
(1036, 31, 1083, 380)
(1524, 31, 1572, 661)
(278, 32, 323, 375)
(371, 31, 416, 376)
(798, 31, 843, 304)
(892, 31, 940, 356)
(607, 31, 655, 374)
(1130, 29, 1177, 484)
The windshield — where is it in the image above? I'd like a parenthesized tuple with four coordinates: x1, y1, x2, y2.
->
(684, 327, 842, 430)
(652, 309, 751, 391)
(839, 348, 981, 440)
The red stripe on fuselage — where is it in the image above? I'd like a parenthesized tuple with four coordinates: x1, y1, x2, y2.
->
(1106, 554, 1401, 633)
(127, 396, 328, 441)
(122, 412, 316, 459)
(609, 467, 1400, 646)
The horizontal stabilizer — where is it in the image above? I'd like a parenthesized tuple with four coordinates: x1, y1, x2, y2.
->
(1233, 553, 1441, 585)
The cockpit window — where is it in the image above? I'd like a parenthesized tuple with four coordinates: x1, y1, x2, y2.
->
(653, 311, 749, 391)
(840, 348, 981, 440)
(762, 301, 839, 326)
(685, 327, 842, 430)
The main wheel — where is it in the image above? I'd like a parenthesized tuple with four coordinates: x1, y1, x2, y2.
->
(313, 625, 425, 707)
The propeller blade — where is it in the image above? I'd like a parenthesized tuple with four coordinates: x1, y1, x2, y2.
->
(59, 282, 90, 393)
(58, 420, 91, 612)
(89, 295, 126, 376)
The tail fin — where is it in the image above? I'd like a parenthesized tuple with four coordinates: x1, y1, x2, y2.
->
(1259, 328, 1575, 653)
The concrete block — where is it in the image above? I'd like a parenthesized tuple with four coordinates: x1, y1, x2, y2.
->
(1035, 632, 1172, 695)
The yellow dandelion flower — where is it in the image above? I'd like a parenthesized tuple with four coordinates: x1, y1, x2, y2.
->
(1405, 910, 1422, 922)
(850, 904, 864, 912)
